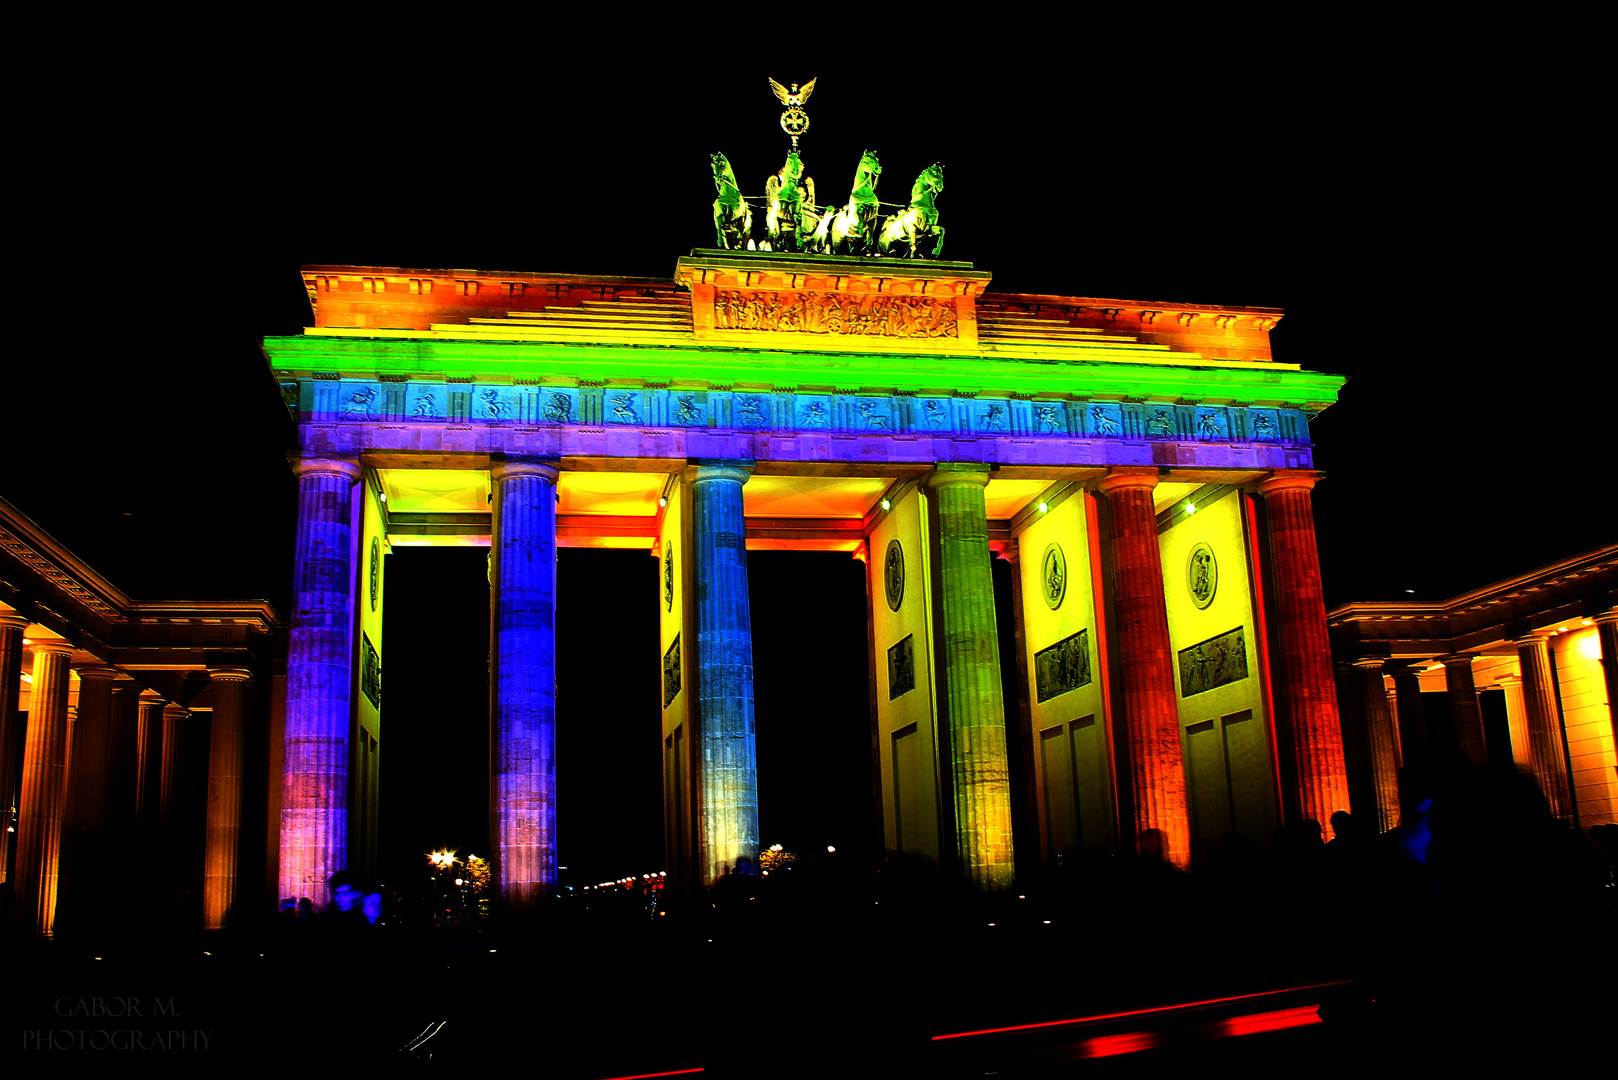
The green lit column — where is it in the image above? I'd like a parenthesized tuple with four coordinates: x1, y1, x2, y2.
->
(691, 462, 759, 884)
(928, 464, 1014, 892)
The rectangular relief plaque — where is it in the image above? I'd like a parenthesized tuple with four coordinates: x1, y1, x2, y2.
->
(887, 634, 915, 700)
(1178, 627, 1248, 697)
(1035, 629, 1091, 703)
(361, 632, 382, 709)
(663, 634, 681, 707)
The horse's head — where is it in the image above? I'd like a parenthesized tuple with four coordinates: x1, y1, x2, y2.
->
(921, 163, 945, 193)
(711, 152, 735, 188)
(860, 150, 881, 178)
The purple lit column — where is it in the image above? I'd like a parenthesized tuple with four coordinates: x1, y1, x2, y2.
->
(491, 459, 560, 914)
(14, 641, 72, 935)
(279, 456, 363, 902)
(691, 463, 759, 884)
(0, 612, 28, 884)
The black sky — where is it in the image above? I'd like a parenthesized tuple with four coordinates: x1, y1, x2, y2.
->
(13, 44, 1605, 883)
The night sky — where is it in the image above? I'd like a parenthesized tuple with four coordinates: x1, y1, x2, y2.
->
(14, 49, 1603, 887)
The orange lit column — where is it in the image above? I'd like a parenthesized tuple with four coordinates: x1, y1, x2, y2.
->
(928, 464, 1015, 890)
(1387, 663, 1427, 762)
(159, 702, 188, 834)
(490, 459, 560, 914)
(1514, 632, 1573, 818)
(14, 641, 73, 935)
(1257, 471, 1350, 831)
(1596, 611, 1618, 755)
(1440, 655, 1487, 766)
(204, 667, 253, 931)
(135, 690, 165, 839)
(62, 665, 119, 888)
(0, 612, 28, 884)
(279, 456, 363, 902)
(1097, 467, 1189, 868)
(1352, 658, 1402, 833)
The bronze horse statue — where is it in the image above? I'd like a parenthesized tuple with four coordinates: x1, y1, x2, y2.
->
(711, 152, 753, 250)
(878, 163, 945, 258)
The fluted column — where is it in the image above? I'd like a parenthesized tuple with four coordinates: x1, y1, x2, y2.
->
(1388, 663, 1427, 762)
(204, 667, 253, 931)
(1257, 471, 1351, 830)
(1495, 674, 1529, 765)
(1596, 611, 1618, 756)
(14, 642, 73, 935)
(691, 463, 760, 885)
(1096, 467, 1188, 869)
(62, 665, 119, 893)
(159, 702, 188, 832)
(1440, 654, 1487, 766)
(135, 690, 165, 839)
(1352, 659, 1402, 834)
(928, 464, 1015, 890)
(279, 456, 363, 902)
(0, 612, 29, 884)
(1515, 632, 1572, 818)
(490, 459, 560, 913)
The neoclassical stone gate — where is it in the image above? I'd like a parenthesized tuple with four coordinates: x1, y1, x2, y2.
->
(264, 250, 1350, 909)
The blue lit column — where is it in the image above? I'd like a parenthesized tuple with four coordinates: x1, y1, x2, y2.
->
(491, 459, 560, 914)
(279, 456, 362, 903)
(691, 463, 759, 884)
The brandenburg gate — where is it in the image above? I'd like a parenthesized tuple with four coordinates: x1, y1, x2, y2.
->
(264, 247, 1351, 910)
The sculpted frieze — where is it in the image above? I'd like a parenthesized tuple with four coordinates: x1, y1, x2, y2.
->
(713, 289, 958, 339)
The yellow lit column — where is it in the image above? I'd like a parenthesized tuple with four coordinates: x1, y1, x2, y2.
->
(1515, 632, 1573, 818)
(1596, 611, 1618, 759)
(928, 464, 1014, 891)
(204, 667, 253, 931)
(14, 641, 73, 935)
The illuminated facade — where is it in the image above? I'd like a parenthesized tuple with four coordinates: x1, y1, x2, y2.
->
(1329, 545, 1618, 831)
(264, 250, 1353, 904)
(0, 496, 279, 936)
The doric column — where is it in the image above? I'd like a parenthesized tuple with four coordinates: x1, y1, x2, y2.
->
(1352, 659, 1402, 834)
(279, 456, 363, 902)
(204, 667, 253, 931)
(159, 702, 188, 832)
(928, 464, 1015, 890)
(1514, 632, 1573, 818)
(135, 689, 165, 838)
(0, 612, 29, 884)
(1097, 467, 1189, 869)
(62, 665, 120, 891)
(1596, 611, 1618, 757)
(1257, 471, 1351, 831)
(1440, 654, 1487, 766)
(14, 641, 73, 935)
(490, 459, 560, 913)
(1495, 673, 1529, 765)
(690, 463, 761, 885)
(1387, 663, 1428, 762)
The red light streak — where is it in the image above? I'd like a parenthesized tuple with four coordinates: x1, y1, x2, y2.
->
(1079, 1031, 1163, 1058)
(1216, 1005, 1321, 1038)
(930, 980, 1350, 1040)
(594, 1069, 704, 1079)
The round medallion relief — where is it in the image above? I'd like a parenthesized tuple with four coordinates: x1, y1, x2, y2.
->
(369, 536, 381, 612)
(883, 539, 905, 612)
(1187, 541, 1217, 609)
(1041, 542, 1067, 610)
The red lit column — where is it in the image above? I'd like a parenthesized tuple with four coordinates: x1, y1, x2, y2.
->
(490, 459, 560, 914)
(280, 456, 363, 902)
(1351, 658, 1402, 833)
(1440, 655, 1487, 767)
(1257, 471, 1350, 832)
(14, 641, 73, 935)
(1097, 467, 1189, 868)
(204, 667, 253, 931)
(0, 612, 28, 884)
(1514, 632, 1573, 818)
(135, 690, 165, 839)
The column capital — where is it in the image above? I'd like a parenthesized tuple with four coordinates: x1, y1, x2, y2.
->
(1438, 653, 1477, 668)
(138, 689, 166, 705)
(206, 666, 255, 684)
(289, 456, 363, 483)
(162, 703, 190, 722)
(927, 462, 991, 492)
(1256, 469, 1323, 497)
(490, 458, 560, 485)
(1514, 630, 1554, 649)
(29, 640, 74, 657)
(0, 613, 30, 632)
(1095, 466, 1158, 496)
(1592, 609, 1618, 626)
(72, 664, 122, 681)
(1491, 672, 1523, 688)
(692, 463, 753, 486)
(1350, 656, 1387, 671)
